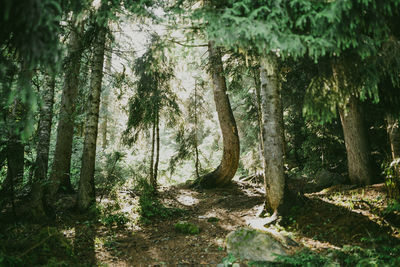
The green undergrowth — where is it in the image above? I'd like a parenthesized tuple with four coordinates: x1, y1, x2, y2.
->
(0, 226, 75, 267)
(246, 244, 400, 267)
(384, 200, 400, 215)
(218, 234, 400, 267)
(174, 221, 200, 234)
(136, 179, 186, 224)
(100, 212, 130, 227)
(94, 201, 130, 228)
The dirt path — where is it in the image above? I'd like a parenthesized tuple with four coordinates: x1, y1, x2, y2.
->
(95, 182, 266, 266)
(1, 181, 399, 266)
(92, 182, 400, 266)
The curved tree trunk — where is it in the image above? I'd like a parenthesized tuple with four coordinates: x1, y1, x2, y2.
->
(259, 55, 285, 214)
(198, 41, 240, 188)
(339, 95, 373, 185)
(48, 20, 83, 197)
(30, 74, 56, 218)
(76, 26, 107, 211)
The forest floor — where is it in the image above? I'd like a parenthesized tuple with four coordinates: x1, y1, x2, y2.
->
(1, 181, 400, 266)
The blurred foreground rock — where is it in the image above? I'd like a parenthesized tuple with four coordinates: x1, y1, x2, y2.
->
(226, 228, 287, 262)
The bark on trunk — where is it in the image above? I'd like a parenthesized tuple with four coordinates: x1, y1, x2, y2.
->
(149, 115, 156, 186)
(153, 110, 160, 189)
(339, 95, 373, 185)
(386, 113, 400, 160)
(76, 27, 107, 211)
(385, 113, 400, 199)
(1, 63, 31, 213)
(48, 21, 83, 197)
(198, 41, 240, 188)
(30, 74, 56, 217)
(194, 82, 200, 179)
(100, 48, 112, 150)
(253, 67, 265, 168)
(3, 139, 24, 191)
(260, 54, 285, 213)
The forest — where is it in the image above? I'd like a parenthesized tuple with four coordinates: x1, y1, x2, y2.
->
(1, 0, 400, 266)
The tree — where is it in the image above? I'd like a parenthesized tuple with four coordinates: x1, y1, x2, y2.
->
(259, 54, 285, 213)
(197, 42, 240, 188)
(0, 0, 65, 135)
(77, 24, 107, 211)
(339, 96, 373, 185)
(48, 17, 84, 197)
(30, 73, 56, 218)
(329, 60, 374, 185)
(125, 34, 178, 190)
(100, 47, 112, 150)
(0, 61, 32, 213)
(385, 113, 400, 199)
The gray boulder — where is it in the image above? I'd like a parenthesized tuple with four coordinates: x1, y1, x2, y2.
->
(226, 228, 287, 262)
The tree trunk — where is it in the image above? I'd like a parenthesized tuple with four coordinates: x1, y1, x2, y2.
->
(100, 48, 112, 150)
(149, 115, 156, 186)
(194, 82, 200, 179)
(259, 54, 285, 214)
(198, 41, 240, 188)
(339, 95, 373, 185)
(30, 74, 56, 218)
(76, 26, 107, 211)
(1, 63, 31, 213)
(385, 113, 400, 199)
(48, 21, 83, 197)
(153, 110, 160, 189)
(386, 113, 400, 160)
(253, 67, 265, 169)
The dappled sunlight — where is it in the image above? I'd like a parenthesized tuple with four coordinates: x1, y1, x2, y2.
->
(2, 0, 400, 265)
(305, 183, 400, 239)
(298, 236, 341, 251)
(175, 190, 200, 206)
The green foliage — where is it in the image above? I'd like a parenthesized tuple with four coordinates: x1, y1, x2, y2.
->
(217, 253, 238, 267)
(383, 158, 400, 200)
(136, 179, 185, 224)
(95, 199, 130, 227)
(207, 217, 219, 223)
(0, 226, 75, 267)
(384, 200, 400, 215)
(335, 245, 400, 267)
(199, 0, 400, 60)
(275, 248, 330, 267)
(100, 213, 130, 227)
(0, 250, 22, 266)
(174, 221, 200, 234)
(95, 151, 128, 199)
(124, 34, 180, 145)
(272, 244, 400, 267)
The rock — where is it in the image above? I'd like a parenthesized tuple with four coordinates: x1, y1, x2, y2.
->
(226, 228, 287, 262)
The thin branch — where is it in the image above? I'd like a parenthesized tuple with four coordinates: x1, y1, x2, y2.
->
(169, 39, 208, 47)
